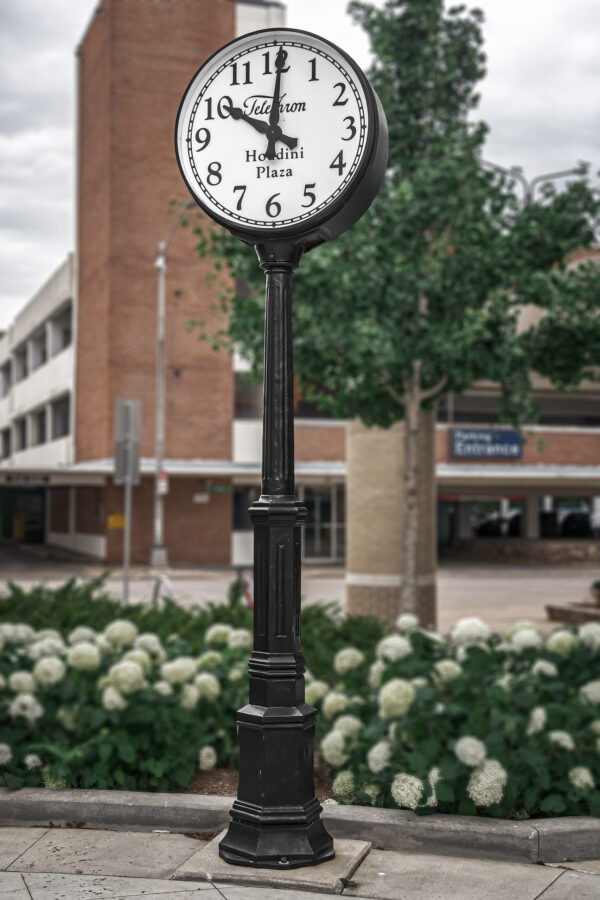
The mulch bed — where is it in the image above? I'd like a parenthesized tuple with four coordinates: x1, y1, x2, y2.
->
(182, 758, 335, 803)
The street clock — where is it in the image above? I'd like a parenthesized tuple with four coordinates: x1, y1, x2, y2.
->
(175, 27, 387, 248)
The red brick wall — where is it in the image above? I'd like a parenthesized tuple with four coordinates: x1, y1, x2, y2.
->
(295, 425, 345, 461)
(436, 427, 600, 466)
(76, 487, 105, 535)
(49, 488, 69, 533)
(76, 0, 235, 463)
(104, 476, 231, 565)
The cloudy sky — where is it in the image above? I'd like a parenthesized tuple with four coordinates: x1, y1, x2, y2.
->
(0, 0, 598, 329)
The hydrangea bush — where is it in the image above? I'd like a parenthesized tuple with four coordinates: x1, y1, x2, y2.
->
(312, 617, 600, 819)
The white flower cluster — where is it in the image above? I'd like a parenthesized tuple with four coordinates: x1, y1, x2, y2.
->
(9, 671, 36, 693)
(334, 715, 362, 740)
(545, 629, 578, 658)
(103, 619, 138, 648)
(199, 746, 217, 771)
(227, 628, 252, 650)
(332, 769, 355, 798)
(68, 626, 97, 645)
(180, 684, 200, 710)
(196, 650, 223, 670)
(367, 740, 392, 774)
(530, 659, 558, 679)
(321, 730, 348, 766)
(24, 753, 42, 770)
(67, 642, 101, 671)
(1, 623, 36, 644)
(467, 759, 507, 807)
(391, 772, 423, 809)
(9, 693, 44, 723)
(322, 691, 349, 719)
(33, 656, 66, 686)
(376, 635, 412, 662)
(455, 736, 487, 767)
(580, 680, 600, 704)
(450, 617, 490, 646)
(527, 706, 547, 735)
(305, 679, 329, 706)
(333, 647, 365, 675)
(508, 626, 543, 653)
(0, 743, 12, 765)
(395, 613, 420, 632)
(28, 637, 65, 660)
(204, 623, 233, 645)
(194, 672, 221, 701)
(368, 661, 385, 689)
(109, 660, 145, 694)
(134, 633, 165, 661)
(378, 679, 415, 718)
(569, 766, 594, 790)
(102, 686, 127, 711)
(161, 657, 196, 684)
(153, 680, 172, 696)
(548, 731, 575, 751)
(579, 622, 600, 651)
(433, 659, 462, 683)
(123, 649, 152, 674)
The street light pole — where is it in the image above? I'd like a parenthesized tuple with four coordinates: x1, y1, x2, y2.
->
(483, 159, 589, 204)
(150, 200, 195, 568)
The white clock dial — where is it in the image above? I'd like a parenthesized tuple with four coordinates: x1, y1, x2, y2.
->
(176, 29, 372, 233)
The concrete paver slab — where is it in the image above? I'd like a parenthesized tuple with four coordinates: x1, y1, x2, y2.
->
(561, 859, 600, 874)
(531, 816, 600, 862)
(174, 831, 370, 894)
(8, 829, 202, 879)
(23, 873, 219, 899)
(0, 829, 47, 870)
(538, 869, 600, 899)
(343, 849, 562, 899)
(0, 872, 30, 898)
(214, 886, 350, 900)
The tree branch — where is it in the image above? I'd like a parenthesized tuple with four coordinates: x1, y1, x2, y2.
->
(419, 374, 448, 403)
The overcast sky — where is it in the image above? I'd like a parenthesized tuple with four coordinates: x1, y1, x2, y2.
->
(1, 0, 598, 329)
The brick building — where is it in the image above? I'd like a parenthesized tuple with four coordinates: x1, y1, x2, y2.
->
(1, 0, 599, 575)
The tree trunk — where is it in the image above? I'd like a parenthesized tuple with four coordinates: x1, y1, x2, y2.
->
(400, 364, 421, 615)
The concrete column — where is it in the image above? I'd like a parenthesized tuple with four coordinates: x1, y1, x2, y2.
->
(524, 493, 539, 540)
(345, 412, 437, 629)
(500, 498, 510, 517)
(457, 501, 473, 539)
(542, 495, 554, 512)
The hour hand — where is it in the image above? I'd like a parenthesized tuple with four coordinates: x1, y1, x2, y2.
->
(228, 105, 298, 152)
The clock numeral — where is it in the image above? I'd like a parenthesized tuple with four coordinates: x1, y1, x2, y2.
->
(263, 51, 272, 75)
(330, 151, 347, 176)
(308, 58, 319, 82)
(342, 116, 357, 141)
(266, 192, 282, 218)
(231, 61, 252, 86)
(333, 82, 348, 106)
(207, 161, 222, 186)
(233, 185, 247, 211)
(205, 96, 233, 121)
(302, 183, 317, 208)
(194, 127, 211, 151)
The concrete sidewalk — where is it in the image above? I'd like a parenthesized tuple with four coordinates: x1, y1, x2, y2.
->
(2, 826, 600, 899)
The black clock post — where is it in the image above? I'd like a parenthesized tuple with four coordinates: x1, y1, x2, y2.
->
(218, 239, 334, 869)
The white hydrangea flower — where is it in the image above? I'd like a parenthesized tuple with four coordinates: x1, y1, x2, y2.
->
(378, 678, 415, 718)
(376, 634, 412, 662)
(67, 642, 101, 671)
(153, 680, 173, 696)
(134, 633, 165, 660)
(391, 772, 423, 809)
(104, 619, 138, 648)
(102, 685, 128, 711)
(0, 674, 5, 689)
(527, 706, 547, 735)
(332, 769, 355, 798)
(8, 671, 36, 693)
(546, 629, 578, 658)
(194, 672, 221, 701)
(123, 648, 152, 674)
(1, 623, 36, 644)
(181, 684, 200, 710)
(322, 691, 349, 719)
(109, 660, 145, 694)
(9, 693, 44, 723)
(333, 647, 365, 675)
(368, 660, 386, 689)
(24, 753, 42, 770)
(367, 740, 392, 774)
(424, 766, 441, 807)
(579, 622, 600, 651)
(434, 702, 446, 715)
(33, 656, 66, 686)
(161, 657, 197, 684)
(467, 759, 507, 806)
(204, 623, 233, 645)
(456, 642, 489, 663)
(580, 680, 600, 704)
(495, 674, 513, 691)
(36, 628, 62, 641)
(410, 677, 428, 691)
(0, 743, 12, 765)
(548, 731, 575, 751)
(228, 666, 245, 682)
(509, 629, 543, 652)
(531, 660, 558, 678)
(95, 634, 113, 654)
(396, 613, 420, 632)
(28, 637, 65, 660)
(68, 626, 97, 645)
(455, 736, 487, 767)
(450, 617, 491, 646)
(569, 766, 594, 790)
(227, 628, 252, 650)
(388, 722, 399, 740)
(433, 659, 462, 682)
(196, 650, 223, 670)
(590, 720, 600, 735)
(323, 798, 338, 805)
(321, 730, 348, 766)
(504, 621, 542, 640)
(57, 708, 76, 730)
(359, 783, 380, 805)
(305, 679, 329, 705)
(198, 745, 217, 771)
(333, 715, 362, 740)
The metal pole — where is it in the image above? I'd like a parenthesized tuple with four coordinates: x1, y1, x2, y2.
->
(123, 402, 132, 603)
(219, 241, 334, 870)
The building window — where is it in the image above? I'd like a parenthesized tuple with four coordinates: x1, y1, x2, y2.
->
(14, 346, 28, 382)
(233, 486, 259, 530)
(33, 408, 46, 445)
(50, 304, 72, 356)
(0, 361, 11, 397)
(234, 373, 262, 419)
(51, 394, 70, 439)
(31, 328, 48, 370)
(15, 417, 27, 451)
(1, 428, 11, 459)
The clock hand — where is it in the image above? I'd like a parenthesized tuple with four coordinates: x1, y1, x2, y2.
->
(265, 45, 289, 160)
(228, 104, 298, 151)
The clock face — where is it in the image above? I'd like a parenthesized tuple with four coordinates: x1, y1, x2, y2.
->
(175, 28, 376, 237)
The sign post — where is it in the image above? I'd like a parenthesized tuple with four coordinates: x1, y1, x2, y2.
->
(114, 398, 141, 602)
(175, 27, 388, 869)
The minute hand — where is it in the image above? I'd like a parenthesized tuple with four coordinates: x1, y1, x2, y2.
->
(228, 105, 298, 151)
(265, 46, 289, 160)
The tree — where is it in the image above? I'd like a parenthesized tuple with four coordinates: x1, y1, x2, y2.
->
(189, 0, 600, 620)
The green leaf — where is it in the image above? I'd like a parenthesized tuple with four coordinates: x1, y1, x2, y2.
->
(436, 781, 455, 803)
(540, 794, 567, 814)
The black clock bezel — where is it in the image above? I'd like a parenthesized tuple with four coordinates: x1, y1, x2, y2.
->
(175, 27, 388, 250)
